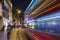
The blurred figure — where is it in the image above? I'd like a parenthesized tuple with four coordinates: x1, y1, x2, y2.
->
(7, 19, 16, 40)
(2, 18, 11, 32)
(12, 19, 17, 29)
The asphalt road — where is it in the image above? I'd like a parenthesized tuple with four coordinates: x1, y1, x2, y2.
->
(26, 29, 60, 40)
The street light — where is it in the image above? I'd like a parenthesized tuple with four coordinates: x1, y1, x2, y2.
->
(18, 10, 21, 13)
(16, 9, 21, 14)
(16, 9, 21, 25)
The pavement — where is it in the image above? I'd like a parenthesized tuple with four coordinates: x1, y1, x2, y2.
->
(0, 31, 7, 40)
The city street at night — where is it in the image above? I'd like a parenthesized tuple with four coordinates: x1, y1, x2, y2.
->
(0, 0, 60, 40)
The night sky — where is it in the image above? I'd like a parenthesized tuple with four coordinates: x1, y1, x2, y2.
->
(12, 0, 31, 12)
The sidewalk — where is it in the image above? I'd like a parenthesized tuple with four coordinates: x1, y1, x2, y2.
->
(0, 31, 7, 40)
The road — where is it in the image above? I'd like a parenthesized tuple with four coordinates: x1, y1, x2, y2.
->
(26, 28, 60, 40)
(9, 28, 37, 40)
(9, 28, 60, 40)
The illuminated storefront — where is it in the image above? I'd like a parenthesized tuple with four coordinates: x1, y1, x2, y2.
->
(3, 0, 12, 21)
(0, 3, 2, 16)
(0, 3, 3, 29)
(1, 0, 13, 31)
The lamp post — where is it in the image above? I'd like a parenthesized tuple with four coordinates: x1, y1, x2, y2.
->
(16, 9, 21, 25)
